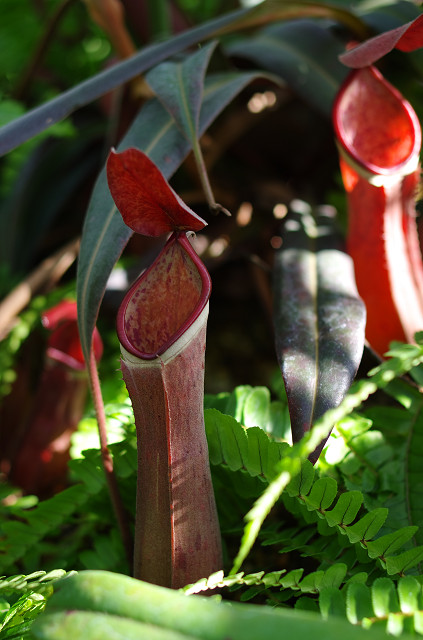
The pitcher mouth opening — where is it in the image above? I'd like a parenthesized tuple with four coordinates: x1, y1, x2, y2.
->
(333, 66, 421, 178)
(117, 233, 211, 360)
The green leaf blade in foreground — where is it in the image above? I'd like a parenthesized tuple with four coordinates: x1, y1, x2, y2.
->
(30, 610, 200, 640)
(31, 570, 412, 640)
(273, 205, 366, 462)
(77, 69, 266, 360)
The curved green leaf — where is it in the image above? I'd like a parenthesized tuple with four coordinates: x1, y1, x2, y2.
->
(33, 570, 407, 640)
(372, 578, 399, 617)
(243, 387, 271, 429)
(346, 583, 374, 624)
(398, 576, 422, 613)
(31, 610, 200, 640)
(273, 205, 366, 462)
(0, 8, 252, 156)
(226, 20, 347, 116)
(77, 69, 266, 359)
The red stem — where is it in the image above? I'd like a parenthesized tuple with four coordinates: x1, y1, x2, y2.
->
(87, 347, 133, 568)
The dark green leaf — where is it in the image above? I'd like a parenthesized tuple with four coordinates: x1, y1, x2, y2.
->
(325, 490, 362, 527)
(320, 563, 347, 590)
(273, 206, 366, 462)
(285, 459, 315, 498)
(146, 42, 218, 142)
(226, 20, 348, 116)
(0, 7, 252, 156)
(304, 477, 337, 511)
(385, 546, 423, 576)
(205, 409, 248, 470)
(366, 527, 418, 559)
(345, 509, 388, 544)
(320, 587, 346, 619)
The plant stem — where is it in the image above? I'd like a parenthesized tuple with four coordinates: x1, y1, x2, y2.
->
(192, 137, 231, 217)
(13, 0, 78, 101)
(87, 348, 133, 568)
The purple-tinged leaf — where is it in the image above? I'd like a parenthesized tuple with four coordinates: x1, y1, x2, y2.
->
(340, 13, 423, 68)
(273, 205, 366, 463)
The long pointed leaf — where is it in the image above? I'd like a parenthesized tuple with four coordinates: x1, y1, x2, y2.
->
(273, 205, 366, 462)
(0, 9, 250, 156)
(77, 70, 267, 360)
(146, 41, 218, 143)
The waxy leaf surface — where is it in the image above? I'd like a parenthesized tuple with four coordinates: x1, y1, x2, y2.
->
(107, 148, 206, 237)
(273, 206, 366, 462)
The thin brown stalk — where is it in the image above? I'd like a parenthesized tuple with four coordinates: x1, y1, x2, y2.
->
(87, 348, 133, 568)
(0, 238, 80, 340)
(13, 0, 78, 101)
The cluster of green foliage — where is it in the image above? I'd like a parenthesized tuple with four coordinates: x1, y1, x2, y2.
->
(0, 338, 423, 637)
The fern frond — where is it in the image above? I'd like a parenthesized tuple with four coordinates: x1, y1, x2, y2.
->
(183, 563, 348, 597)
(0, 484, 95, 573)
(0, 569, 74, 639)
(321, 575, 423, 635)
(205, 409, 289, 481)
(226, 340, 423, 574)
